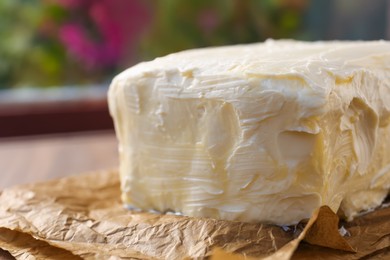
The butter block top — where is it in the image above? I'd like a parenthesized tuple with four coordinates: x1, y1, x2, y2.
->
(114, 40, 390, 116)
(116, 39, 390, 84)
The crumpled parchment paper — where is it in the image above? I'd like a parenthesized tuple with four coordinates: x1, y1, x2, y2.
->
(0, 170, 388, 259)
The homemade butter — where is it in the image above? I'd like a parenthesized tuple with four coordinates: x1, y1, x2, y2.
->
(108, 40, 390, 225)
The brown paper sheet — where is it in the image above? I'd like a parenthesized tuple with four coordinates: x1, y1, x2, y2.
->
(0, 170, 388, 259)
(0, 227, 81, 260)
(210, 206, 355, 260)
(293, 203, 390, 259)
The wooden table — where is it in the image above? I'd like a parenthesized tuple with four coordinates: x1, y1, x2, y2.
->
(0, 131, 119, 259)
(0, 130, 118, 189)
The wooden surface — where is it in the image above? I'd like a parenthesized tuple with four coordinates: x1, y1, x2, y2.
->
(0, 130, 119, 258)
(0, 130, 118, 190)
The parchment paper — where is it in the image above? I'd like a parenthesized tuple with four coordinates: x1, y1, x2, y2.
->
(0, 170, 388, 259)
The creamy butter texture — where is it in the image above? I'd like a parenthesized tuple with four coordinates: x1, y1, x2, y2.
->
(108, 40, 390, 225)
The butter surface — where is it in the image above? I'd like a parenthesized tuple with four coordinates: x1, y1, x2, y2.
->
(108, 40, 390, 225)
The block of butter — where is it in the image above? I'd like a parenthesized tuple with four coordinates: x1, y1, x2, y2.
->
(108, 40, 390, 225)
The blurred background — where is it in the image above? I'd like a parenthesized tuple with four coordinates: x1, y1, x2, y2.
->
(1, 0, 389, 136)
(0, 2, 389, 258)
(0, 0, 389, 193)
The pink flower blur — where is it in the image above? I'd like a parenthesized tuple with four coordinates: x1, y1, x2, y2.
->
(59, 23, 98, 68)
(57, 0, 151, 70)
(197, 9, 220, 35)
(56, 0, 94, 9)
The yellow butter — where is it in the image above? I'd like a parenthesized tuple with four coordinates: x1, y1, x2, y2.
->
(108, 40, 390, 225)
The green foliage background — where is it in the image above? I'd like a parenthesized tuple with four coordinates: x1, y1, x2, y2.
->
(0, 0, 308, 89)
